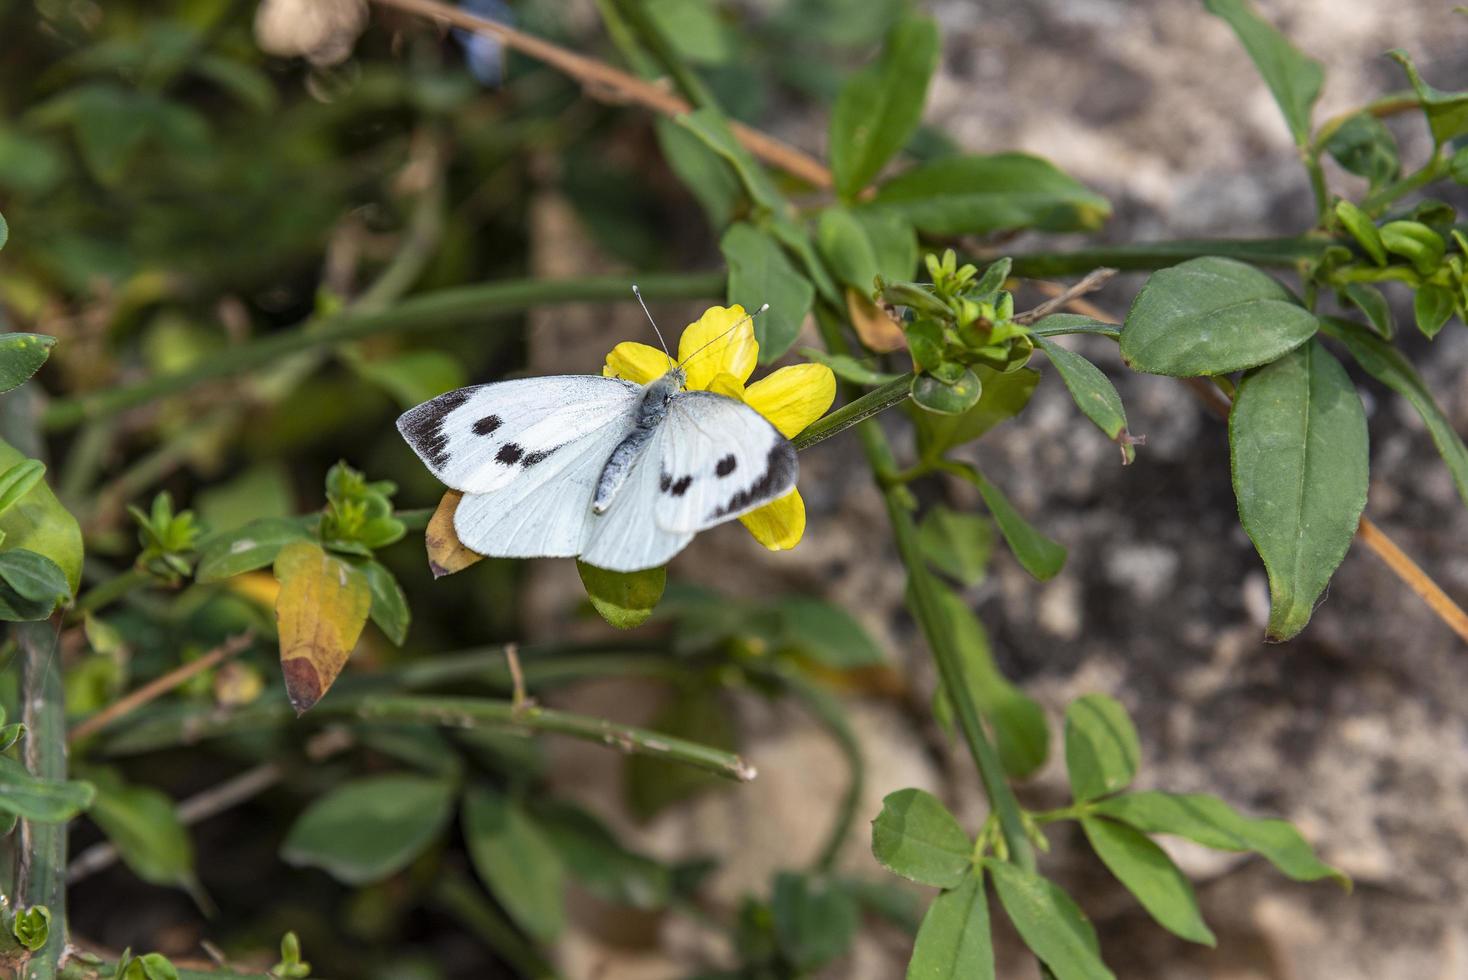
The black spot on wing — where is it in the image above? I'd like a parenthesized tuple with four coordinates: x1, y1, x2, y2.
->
(708, 443, 797, 520)
(716, 454, 737, 477)
(671, 475, 693, 497)
(397, 388, 473, 470)
(472, 414, 501, 436)
(521, 447, 554, 466)
(659, 472, 672, 492)
(496, 443, 524, 465)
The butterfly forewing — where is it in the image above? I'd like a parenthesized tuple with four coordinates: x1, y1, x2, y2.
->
(654, 390, 798, 534)
(396, 376, 639, 493)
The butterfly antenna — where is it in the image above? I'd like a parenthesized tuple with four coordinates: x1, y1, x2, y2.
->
(631, 284, 672, 358)
(676, 303, 770, 371)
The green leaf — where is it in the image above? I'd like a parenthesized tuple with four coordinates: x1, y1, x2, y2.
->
(281, 775, 454, 885)
(1341, 283, 1393, 338)
(0, 333, 55, 394)
(776, 596, 886, 668)
(720, 222, 815, 362)
(0, 209, 6, 250)
(871, 788, 972, 888)
(1379, 220, 1444, 276)
(799, 348, 902, 386)
(463, 787, 566, 942)
(676, 108, 783, 210)
(195, 517, 312, 583)
(1092, 791, 1347, 887)
(906, 868, 995, 980)
(1029, 314, 1121, 340)
(576, 560, 666, 630)
(1204, 0, 1323, 146)
(911, 370, 984, 415)
(829, 15, 940, 199)
(851, 207, 920, 284)
(656, 117, 742, 229)
(1388, 50, 1468, 146)
(0, 438, 82, 593)
(1334, 200, 1387, 266)
(536, 801, 671, 909)
(85, 768, 194, 889)
(1230, 340, 1368, 640)
(625, 685, 737, 819)
(359, 558, 410, 645)
(948, 463, 1066, 581)
(1064, 694, 1140, 802)
(1413, 284, 1455, 339)
(866, 154, 1110, 236)
(1080, 817, 1216, 946)
(1322, 317, 1468, 508)
(917, 505, 994, 587)
(0, 459, 45, 518)
(985, 860, 1114, 980)
(1323, 113, 1400, 189)
(817, 207, 882, 292)
(1034, 336, 1136, 463)
(1451, 145, 1468, 185)
(771, 872, 860, 970)
(0, 549, 71, 621)
(644, 0, 734, 64)
(929, 583, 1048, 778)
(123, 952, 179, 980)
(11, 906, 49, 953)
(0, 756, 93, 822)
(912, 366, 1039, 459)
(1120, 257, 1319, 377)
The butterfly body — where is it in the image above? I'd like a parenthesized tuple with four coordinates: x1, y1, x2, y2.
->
(397, 366, 796, 572)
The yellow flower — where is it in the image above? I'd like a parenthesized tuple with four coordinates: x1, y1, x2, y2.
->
(603, 305, 836, 551)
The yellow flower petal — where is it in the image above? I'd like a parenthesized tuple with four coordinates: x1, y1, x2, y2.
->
(743, 363, 837, 438)
(678, 305, 757, 391)
(604, 341, 675, 384)
(740, 488, 805, 551)
(706, 372, 746, 401)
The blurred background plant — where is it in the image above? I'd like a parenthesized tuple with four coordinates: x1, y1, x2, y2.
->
(1, 0, 1466, 977)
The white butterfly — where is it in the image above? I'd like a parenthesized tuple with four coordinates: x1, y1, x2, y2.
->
(397, 296, 797, 572)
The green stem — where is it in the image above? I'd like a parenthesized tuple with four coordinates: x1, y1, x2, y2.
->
(42, 272, 726, 431)
(1361, 153, 1448, 216)
(815, 309, 1034, 871)
(351, 695, 756, 781)
(1005, 237, 1328, 277)
(1304, 149, 1331, 226)
(792, 374, 914, 452)
(15, 622, 67, 980)
(58, 958, 273, 980)
(69, 568, 151, 619)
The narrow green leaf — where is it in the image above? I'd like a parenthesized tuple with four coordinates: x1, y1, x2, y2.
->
(643, 0, 734, 64)
(1388, 50, 1468, 146)
(917, 505, 994, 588)
(281, 775, 454, 885)
(1379, 220, 1444, 275)
(930, 582, 1049, 778)
(359, 558, 410, 645)
(985, 860, 1114, 980)
(776, 596, 886, 668)
(0, 459, 45, 517)
(535, 801, 671, 909)
(1322, 317, 1468, 507)
(0, 437, 82, 592)
(1029, 314, 1121, 340)
(1413, 284, 1455, 339)
(1204, 0, 1323, 146)
(463, 787, 567, 942)
(907, 868, 995, 980)
(1080, 817, 1216, 946)
(866, 154, 1110, 236)
(676, 108, 784, 209)
(817, 207, 882, 293)
(1120, 257, 1318, 377)
(0, 756, 93, 822)
(576, 560, 666, 630)
(1335, 200, 1387, 266)
(655, 116, 742, 229)
(1341, 283, 1393, 338)
(1064, 694, 1140, 803)
(829, 15, 941, 199)
(195, 517, 312, 583)
(720, 222, 815, 362)
(1093, 791, 1348, 888)
(871, 788, 972, 888)
(772, 872, 860, 970)
(85, 768, 195, 888)
(1323, 113, 1400, 189)
(948, 463, 1066, 581)
(0, 333, 56, 394)
(1230, 340, 1368, 640)
(1034, 336, 1136, 463)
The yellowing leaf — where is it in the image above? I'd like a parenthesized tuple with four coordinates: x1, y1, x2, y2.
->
(273, 540, 371, 714)
(425, 490, 484, 579)
(846, 289, 906, 352)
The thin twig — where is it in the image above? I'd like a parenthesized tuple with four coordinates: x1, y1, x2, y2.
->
(1014, 268, 1117, 325)
(1357, 517, 1468, 644)
(68, 633, 255, 743)
(367, 0, 833, 188)
(503, 642, 533, 714)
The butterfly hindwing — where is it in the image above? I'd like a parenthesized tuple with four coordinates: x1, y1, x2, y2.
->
(579, 421, 695, 572)
(654, 390, 798, 534)
(396, 376, 639, 494)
